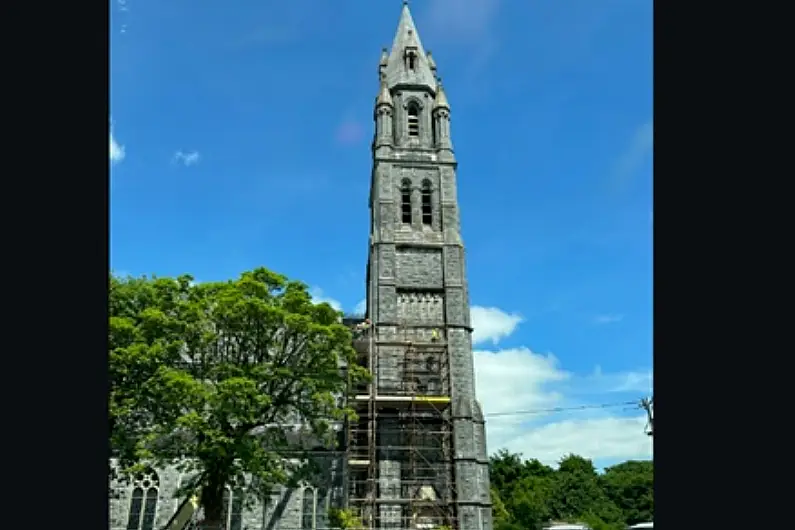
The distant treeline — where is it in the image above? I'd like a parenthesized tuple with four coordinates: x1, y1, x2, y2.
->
(489, 451, 653, 530)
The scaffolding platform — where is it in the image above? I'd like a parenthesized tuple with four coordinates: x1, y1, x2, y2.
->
(352, 395, 451, 409)
(344, 319, 457, 530)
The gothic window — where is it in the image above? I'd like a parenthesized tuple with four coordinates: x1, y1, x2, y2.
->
(126, 470, 159, 530)
(221, 488, 245, 530)
(407, 103, 420, 137)
(315, 488, 329, 530)
(421, 180, 432, 225)
(302, 486, 317, 530)
(401, 179, 412, 224)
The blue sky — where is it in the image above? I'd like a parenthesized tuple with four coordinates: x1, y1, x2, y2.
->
(110, 0, 652, 470)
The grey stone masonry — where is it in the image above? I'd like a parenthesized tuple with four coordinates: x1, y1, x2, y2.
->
(110, 458, 344, 530)
(363, 3, 493, 530)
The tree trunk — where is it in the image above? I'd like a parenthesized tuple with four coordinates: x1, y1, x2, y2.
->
(199, 479, 226, 530)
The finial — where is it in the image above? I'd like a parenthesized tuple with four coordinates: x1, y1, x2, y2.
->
(403, 0, 409, 5)
(376, 75, 393, 107)
(434, 79, 449, 110)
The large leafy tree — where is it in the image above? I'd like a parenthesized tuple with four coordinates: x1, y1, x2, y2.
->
(508, 475, 555, 530)
(548, 455, 624, 530)
(109, 268, 367, 529)
(489, 451, 556, 530)
(600, 461, 653, 525)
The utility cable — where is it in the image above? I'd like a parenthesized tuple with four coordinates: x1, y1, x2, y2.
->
(485, 400, 641, 418)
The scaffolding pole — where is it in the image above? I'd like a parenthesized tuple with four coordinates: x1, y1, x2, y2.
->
(345, 321, 457, 530)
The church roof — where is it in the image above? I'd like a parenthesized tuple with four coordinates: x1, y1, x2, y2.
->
(383, 2, 437, 90)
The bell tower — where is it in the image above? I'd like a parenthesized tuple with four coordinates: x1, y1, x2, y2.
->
(347, 3, 493, 530)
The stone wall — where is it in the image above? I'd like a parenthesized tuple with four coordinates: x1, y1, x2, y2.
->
(110, 457, 345, 530)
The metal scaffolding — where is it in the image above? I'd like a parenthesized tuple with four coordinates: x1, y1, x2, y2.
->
(344, 318, 456, 530)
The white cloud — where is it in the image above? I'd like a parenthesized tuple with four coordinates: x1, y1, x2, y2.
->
(309, 288, 342, 312)
(173, 150, 201, 167)
(354, 299, 367, 315)
(470, 306, 522, 345)
(475, 346, 652, 465)
(468, 303, 651, 465)
(476, 347, 569, 418)
(502, 416, 653, 466)
(605, 370, 653, 394)
(594, 313, 623, 325)
(110, 130, 125, 165)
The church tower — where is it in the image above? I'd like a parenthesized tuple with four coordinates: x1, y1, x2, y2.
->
(346, 3, 493, 530)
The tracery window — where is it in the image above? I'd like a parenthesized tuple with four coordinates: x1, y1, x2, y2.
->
(222, 487, 244, 530)
(126, 470, 159, 530)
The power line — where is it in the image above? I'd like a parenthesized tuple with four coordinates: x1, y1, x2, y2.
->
(485, 400, 641, 418)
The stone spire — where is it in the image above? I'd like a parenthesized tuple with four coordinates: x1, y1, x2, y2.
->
(376, 76, 393, 107)
(383, 1, 436, 89)
(434, 80, 450, 110)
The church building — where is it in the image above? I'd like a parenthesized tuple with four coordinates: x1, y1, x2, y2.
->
(110, 4, 492, 530)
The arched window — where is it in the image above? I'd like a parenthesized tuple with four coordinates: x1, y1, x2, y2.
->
(302, 486, 317, 530)
(315, 487, 329, 530)
(421, 180, 432, 226)
(126, 470, 159, 530)
(407, 103, 420, 137)
(222, 487, 244, 530)
(401, 179, 412, 224)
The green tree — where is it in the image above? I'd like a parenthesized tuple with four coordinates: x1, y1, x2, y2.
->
(601, 460, 653, 525)
(488, 451, 652, 529)
(509, 475, 554, 530)
(548, 455, 624, 529)
(489, 450, 554, 498)
(109, 268, 368, 530)
(489, 450, 526, 494)
(491, 487, 512, 529)
(489, 451, 557, 530)
(328, 508, 366, 530)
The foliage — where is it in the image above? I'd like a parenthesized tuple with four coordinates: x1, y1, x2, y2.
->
(549, 455, 623, 526)
(490, 452, 653, 530)
(109, 268, 369, 528)
(328, 508, 366, 530)
(600, 461, 654, 525)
